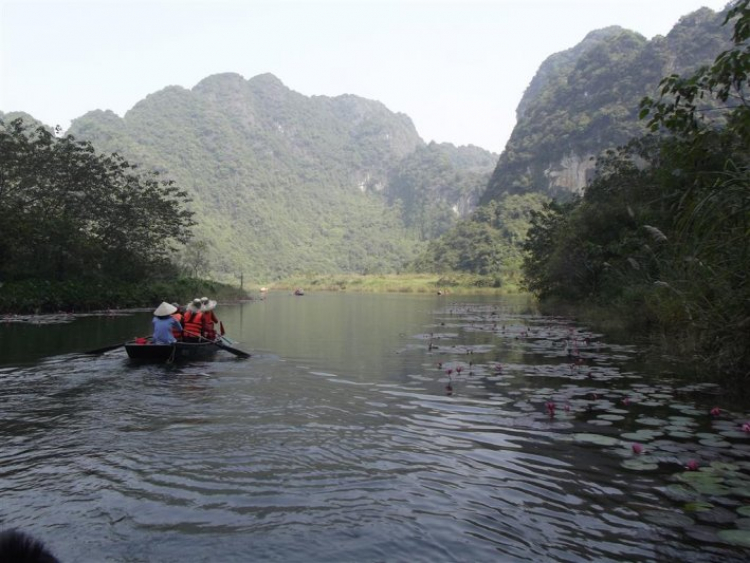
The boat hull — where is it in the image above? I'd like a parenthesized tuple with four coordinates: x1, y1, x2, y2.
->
(125, 340, 220, 363)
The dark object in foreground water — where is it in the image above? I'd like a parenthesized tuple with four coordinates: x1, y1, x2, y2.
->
(0, 530, 60, 563)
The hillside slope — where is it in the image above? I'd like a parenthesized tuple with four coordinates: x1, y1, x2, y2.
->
(69, 73, 495, 281)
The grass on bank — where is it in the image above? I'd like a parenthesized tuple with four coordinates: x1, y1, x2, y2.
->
(265, 273, 524, 294)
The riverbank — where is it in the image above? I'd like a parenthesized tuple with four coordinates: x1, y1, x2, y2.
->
(0, 277, 249, 315)
(266, 273, 521, 294)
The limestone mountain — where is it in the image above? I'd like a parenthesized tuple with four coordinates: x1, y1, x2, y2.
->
(482, 6, 733, 203)
(68, 73, 495, 281)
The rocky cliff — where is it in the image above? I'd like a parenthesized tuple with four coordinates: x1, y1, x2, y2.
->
(482, 7, 732, 203)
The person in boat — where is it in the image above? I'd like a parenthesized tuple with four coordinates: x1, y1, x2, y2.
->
(170, 302, 184, 341)
(152, 302, 182, 345)
(182, 298, 204, 342)
(200, 297, 220, 341)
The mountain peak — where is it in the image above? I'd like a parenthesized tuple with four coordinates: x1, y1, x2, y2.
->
(248, 73, 286, 88)
(193, 72, 247, 93)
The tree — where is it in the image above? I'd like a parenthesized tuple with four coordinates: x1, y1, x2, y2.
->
(0, 118, 195, 283)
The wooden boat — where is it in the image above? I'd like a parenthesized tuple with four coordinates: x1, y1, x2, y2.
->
(125, 338, 221, 363)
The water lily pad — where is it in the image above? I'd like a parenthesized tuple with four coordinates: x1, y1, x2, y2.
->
(684, 501, 714, 512)
(678, 472, 723, 485)
(637, 417, 668, 427)
(737, 506, 750, 517)
(663, 484, 698, 502)
(667, 430, 694, 439)
(668, 416, 697, 426)
(692, 482, 733, 496)
(710, 461, 741, 472)
(621, 430, 663, 442)
(719, 430, 749, 439)
(598, 414, 625, 421)
(621, 458, 659, 471)
(718, 529, 750, 547)
(573, 433, 620, 447)
(699, 438, 732, 448)
(639, 400, 665, 408)
(730, 485, 750, 498)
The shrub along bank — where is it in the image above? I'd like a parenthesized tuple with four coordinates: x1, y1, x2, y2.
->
(0, 278, 248, 315)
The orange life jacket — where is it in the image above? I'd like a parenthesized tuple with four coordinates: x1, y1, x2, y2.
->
(202, 310, 218, 340)
(171, 312, 183, 340)
(183, 310, 203, 339)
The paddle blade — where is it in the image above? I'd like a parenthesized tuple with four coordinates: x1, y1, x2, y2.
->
(216, 337, 251, 359)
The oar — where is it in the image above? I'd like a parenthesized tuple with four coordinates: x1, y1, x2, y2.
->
(215, 336, 251, 359)
(85, 342, 126, 355)
(85, 336, 150, 355)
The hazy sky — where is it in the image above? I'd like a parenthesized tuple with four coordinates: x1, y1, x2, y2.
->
(0, 0, 731, 153)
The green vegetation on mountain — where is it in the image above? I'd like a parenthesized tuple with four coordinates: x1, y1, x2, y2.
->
(385, 142, 496, 240)
(412, 192, 548, 283)
(69, 73, 495, 282)
(521, 0, 750, 382)
(482, 7, 733, 202)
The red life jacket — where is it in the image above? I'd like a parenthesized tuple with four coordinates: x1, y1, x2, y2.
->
(202, 310, 219, 340)
(171, 312, 183, 340)
(183, 310, 203, 339)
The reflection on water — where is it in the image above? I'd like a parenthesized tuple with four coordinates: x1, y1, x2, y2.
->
(1, 292, 749, 562)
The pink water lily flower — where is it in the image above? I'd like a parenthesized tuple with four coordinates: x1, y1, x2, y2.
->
(710, 407, 721, 417)
(632, 443, 643, 454)
(742, 422, 750, 433)
(546, 401, 556, 416)
(686, 460, 699, 471)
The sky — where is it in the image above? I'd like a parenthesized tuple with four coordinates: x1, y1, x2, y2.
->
(0, 0, 732, 154)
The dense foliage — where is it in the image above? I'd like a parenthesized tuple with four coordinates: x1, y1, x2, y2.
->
(412, 193, 548, 283)
(0, 119, 194, 285)
(68, 74, 496, 282)
(0, 277, 245, 315)
(522, 0, 750, 381)
(482, 8, 733, 202)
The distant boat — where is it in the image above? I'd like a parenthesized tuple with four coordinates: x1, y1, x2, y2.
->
(294, 288, 305, 296)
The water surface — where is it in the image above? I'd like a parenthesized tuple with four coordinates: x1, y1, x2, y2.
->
(1, 292, 749, 562)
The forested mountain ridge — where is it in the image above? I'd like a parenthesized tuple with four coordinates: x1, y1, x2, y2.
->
(68, 73, 495, 281)
(482, 6, 733, 203)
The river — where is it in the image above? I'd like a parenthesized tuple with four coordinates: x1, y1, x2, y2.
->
(1, 292, 749, 562)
